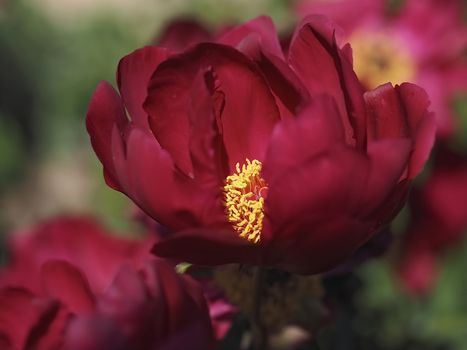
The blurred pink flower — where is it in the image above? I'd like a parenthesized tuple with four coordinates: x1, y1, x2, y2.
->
(297, 0, 467, 138)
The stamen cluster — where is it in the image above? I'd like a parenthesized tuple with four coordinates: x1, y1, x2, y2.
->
(224, 159, 267, 243)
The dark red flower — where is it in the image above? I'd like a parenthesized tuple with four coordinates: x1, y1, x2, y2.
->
(396, 147, 467, 295)
(0, 217, 213, 349)
(87, 16, 435, 274)
(0, 216, 152, 294)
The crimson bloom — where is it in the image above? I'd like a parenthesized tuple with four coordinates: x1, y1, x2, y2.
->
(87, 15, 435, 274)
(297, 0, 467, 138)
(396, 147, 467, 295)
(0, 217, 213, 349)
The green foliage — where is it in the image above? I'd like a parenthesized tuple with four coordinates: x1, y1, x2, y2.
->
(451, 94, 467, 154)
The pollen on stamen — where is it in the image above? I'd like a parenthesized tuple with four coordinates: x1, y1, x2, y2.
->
(224, 159, 267, 244)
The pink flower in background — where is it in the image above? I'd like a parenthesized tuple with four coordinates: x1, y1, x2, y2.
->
(396, 147, 467, 295)
(0, 217, 213, 350)
(297, 0, 467, 138)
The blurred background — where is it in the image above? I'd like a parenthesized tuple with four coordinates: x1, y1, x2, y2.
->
(0, 0, 466, 349)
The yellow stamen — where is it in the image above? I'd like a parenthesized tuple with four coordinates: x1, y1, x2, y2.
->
(350, 31, 416, 89)
(224, 159, 267, 243)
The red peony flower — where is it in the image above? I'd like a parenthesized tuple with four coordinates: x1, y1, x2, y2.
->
(297, 0, 467, 138)
(396, 147, 467, 295)
(0, 217, 213, 349)
(87, 16, 435, 274)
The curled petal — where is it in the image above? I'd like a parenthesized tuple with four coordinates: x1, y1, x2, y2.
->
(86, 81, 128, 191)
(288, 15, 366, 147)
(219, 16, 285, 59)
(117, 46, 170, 128)
(145, 43, 280, 171)
(41, 261, 95, 314)
(365, 83, 435, 179)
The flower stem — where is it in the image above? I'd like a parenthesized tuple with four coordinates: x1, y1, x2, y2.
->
(251, 267, 268, 350)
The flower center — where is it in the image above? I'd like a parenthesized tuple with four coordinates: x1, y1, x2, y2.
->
(350, 31, 416, 89)
(224, 159, 267, 243)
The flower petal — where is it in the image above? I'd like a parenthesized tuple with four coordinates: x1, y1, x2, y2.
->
(145, 43, 280, 171)
(0, 288, 60, 350)
(265, 145, 374, 274)
(117, 46, 170, 128)
(156, 19, 213, 52)
(41, 260, 95, 314)
(288, 15, 366, 148)
(364, 83, 435, 179)
(218, 16, 284, 59)
(262, 95, 345, 185)
(86, 81, 128, 191)
(152, 228, 261, 266)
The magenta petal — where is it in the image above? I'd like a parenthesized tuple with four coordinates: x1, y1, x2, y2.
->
(41, 260, 95, 314)
(396, 83, 436, 178)
(152, 229, 261, 266)
(365, 83, 409, 139)
(156, 19, 213, 52)
(118, 127, 183, 228)
(218, 16, 284, 59)
(95, 263, 172, 349)
(266, 145, 368, 237)
(231, 33, 310, 119)
(360, 138, 412, 219)
(256, 52, 310, 119)
(117, 124, 225, 230)
(62, 315, 127, 350)
(288, 15, 366, 147)
(364, 83, 436, 179)
(0, 288, 59, 350)
(117, 46, 170, 128)
(265, 146, 373, 273)
(263, 95, 345, 185)
(145, 43, 280, 171)
(86, 81, 128, 191)
(187, 69, 228, 183)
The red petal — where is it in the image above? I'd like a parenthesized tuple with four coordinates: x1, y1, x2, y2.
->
(145, 43, 280, 171)
(152, 228, 261, 266)
(0, 288, 60, 350)
(263, 95, 345, 185)
(218, 16, 284, 59)
(156, 19, 213, 52)
(117, 46, 170, 128)
(41, 260, 95, 314)
(118, 127, 182, 228)
(86, 81, 128, 191)
(360, 138, 412, 219)
(364, 83, 435, 179)
(62, 315, 127, 350)
(265, 145, 375, 273)
(223, 30, 310, 120)
(288, 15, 366, 148)
(263, 97, 412, 273)
(396, 83, 436, 178)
